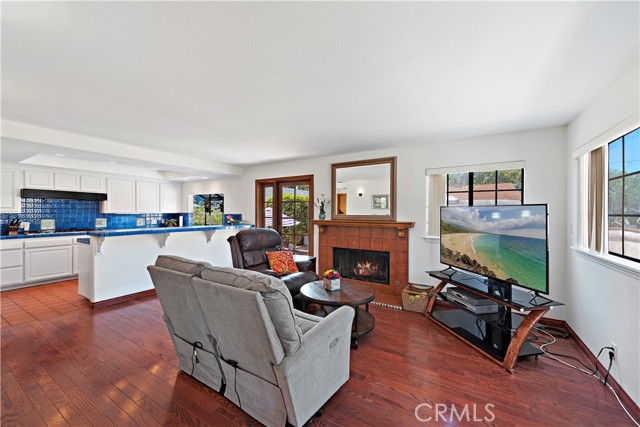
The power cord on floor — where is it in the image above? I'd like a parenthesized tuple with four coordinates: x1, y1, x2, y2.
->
(535, 327, 639, 427)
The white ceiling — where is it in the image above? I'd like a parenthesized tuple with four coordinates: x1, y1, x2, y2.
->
(2, 1, 639, 179)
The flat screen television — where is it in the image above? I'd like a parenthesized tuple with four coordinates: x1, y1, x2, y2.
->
(440, 204, 549, 295)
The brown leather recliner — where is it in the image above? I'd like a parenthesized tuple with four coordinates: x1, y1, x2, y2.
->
(227, 228, 319, 308)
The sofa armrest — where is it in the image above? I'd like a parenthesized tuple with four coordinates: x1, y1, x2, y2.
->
(253, 268, 279, 277)
(294, 260, 312, 272)
(273, 306, 354, 426)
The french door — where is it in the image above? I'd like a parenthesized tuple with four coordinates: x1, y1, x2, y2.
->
(255, 175, 314, 255)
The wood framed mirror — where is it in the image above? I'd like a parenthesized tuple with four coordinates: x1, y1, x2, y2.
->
(331, 156, 396, 221)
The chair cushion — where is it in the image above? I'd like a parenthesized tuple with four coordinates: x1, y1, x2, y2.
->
(266, 251, 299, 275)
(155, 255, 211, 276)
(281, 270, 320, 296)
(294, 310, 322, 335)
(200, 266, 302, 355)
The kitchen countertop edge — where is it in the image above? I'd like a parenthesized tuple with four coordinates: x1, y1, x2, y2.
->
(1, 224, 254, 240)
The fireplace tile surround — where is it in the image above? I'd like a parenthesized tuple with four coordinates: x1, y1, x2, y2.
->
(313, 220, 415, 296)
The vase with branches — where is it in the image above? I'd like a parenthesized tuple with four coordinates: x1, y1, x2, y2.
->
(314, 194, 331, 220)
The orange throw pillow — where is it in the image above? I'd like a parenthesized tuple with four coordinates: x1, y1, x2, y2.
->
(266, 251, 299, 275)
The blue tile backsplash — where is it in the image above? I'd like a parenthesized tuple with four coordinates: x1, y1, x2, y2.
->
(0, 198, 242, 235)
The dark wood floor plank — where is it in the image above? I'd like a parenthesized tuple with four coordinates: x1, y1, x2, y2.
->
(0, 329, 70, 426)
(1, 387, 21, 427)
(1, 371, 47, 427)
(1, 280, 637, 427)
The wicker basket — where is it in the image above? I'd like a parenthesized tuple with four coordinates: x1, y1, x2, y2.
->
(402, 283, 433, 313)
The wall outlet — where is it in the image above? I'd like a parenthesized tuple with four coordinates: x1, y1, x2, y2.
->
(136, 218, 145, 227)
(151, 219, 157, 225)
(95, 218, 107, 228)
(610, 341, 618, 360)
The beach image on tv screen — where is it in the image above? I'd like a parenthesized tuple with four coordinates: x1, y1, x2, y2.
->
(440, 205, 548, 293)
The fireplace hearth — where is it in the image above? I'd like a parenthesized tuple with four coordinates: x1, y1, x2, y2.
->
(334, 248, 390, 285)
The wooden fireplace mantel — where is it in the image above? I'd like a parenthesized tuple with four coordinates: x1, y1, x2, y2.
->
(312, 220, 415, 238)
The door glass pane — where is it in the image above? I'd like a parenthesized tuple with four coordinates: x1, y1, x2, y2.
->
(624, 129, 639, 174)
(608, 216, 623, 255)
(281, 234, 293, 251)
(608, 178, 623, 215)
(264, 186, 274, 228)
(293, 234, 307, 254)
(294, 202, 309, 218)
(609, 138, 623, 178)
(295, 184, 309, 201)
(295, 219, 309, 235)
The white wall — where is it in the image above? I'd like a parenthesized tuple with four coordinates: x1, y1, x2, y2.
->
(343, 178, 391, 215)
(566, 62, 640, 405)
(184, 125, 568, 316)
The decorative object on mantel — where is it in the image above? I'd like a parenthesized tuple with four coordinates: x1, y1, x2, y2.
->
(314, 194, 331, 220)
(322, 268, 341, 291)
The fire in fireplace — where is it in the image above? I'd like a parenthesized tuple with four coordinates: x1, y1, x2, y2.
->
(333, 248, 390, 285)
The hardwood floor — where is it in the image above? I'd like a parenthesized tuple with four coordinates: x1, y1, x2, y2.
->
(1, 281, 636, 426)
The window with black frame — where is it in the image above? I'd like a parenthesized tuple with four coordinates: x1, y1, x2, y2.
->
(608, 127, 639, 262)
(446, 169, 524, 206)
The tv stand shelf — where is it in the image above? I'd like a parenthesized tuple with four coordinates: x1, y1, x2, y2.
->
(425, 270, 563, 373)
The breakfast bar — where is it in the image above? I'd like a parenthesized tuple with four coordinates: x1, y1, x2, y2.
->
(78, 225, 252, 307)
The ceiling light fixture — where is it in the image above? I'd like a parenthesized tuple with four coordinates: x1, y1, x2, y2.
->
(54, 153, 65, 157)
(109, 161, 118, 164)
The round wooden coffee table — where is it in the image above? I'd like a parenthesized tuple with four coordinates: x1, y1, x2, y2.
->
(300, 281, 375, 349)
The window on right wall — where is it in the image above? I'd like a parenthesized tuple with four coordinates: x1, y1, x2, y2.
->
(607, 128, 640, 262)
(446, 169, 524, 207)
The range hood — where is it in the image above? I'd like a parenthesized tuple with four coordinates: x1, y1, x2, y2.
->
(21, 188, 107, 201)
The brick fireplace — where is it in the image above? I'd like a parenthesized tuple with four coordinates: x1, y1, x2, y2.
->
(314, 220, 415, 296)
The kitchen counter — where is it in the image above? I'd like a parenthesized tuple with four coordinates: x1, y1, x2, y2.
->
(77, 225, 253, 306)
(1, 230, 92, 239)
(86, 224, 252, 237)
(2, 224, 252, 240)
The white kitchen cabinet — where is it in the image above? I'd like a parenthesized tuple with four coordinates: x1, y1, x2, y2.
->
(0, 167, 23, 213)
(0, 240, 23, 288)
(73, 245, 79, 275)
(54, 173, 81, 191)
(24, 237, 73, 283)
(80, 175, 106, 193)
(136, 181, 160, 213)
(24, 170, 54, 189)
(102, 178, 136, 213)
(72, 236, 86, 275)
(160, 183, 181, 213)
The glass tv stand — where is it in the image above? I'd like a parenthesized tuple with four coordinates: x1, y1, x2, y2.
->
(425, 270, 563, 373)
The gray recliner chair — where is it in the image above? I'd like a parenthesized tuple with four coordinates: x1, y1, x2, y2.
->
(148, 255, 354, 427)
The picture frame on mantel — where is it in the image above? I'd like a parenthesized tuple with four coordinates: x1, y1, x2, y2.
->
(372, 194, 389, 209)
